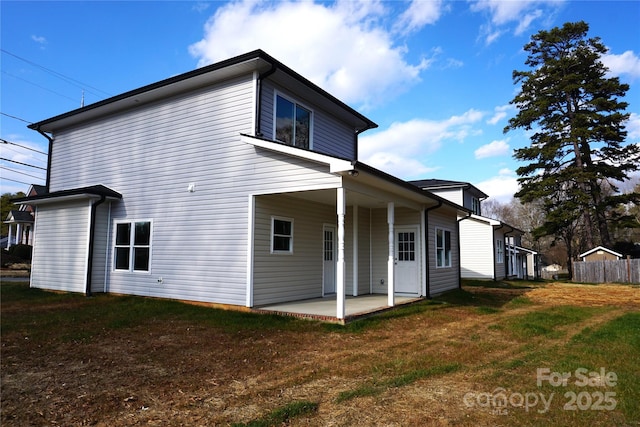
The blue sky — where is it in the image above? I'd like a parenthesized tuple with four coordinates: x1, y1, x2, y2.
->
(2, 0, 639, 201)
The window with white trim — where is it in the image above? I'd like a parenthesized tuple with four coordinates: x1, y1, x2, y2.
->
(275, 94, 311, 149)
(496, 239, 504, 264)
(114, 220, 152, 271)
(436, 228, 451, 268)
(271, 216, 293, 254)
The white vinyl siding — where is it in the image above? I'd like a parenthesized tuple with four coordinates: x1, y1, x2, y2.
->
(253, 195, 335, 305)
(427, 208, 459, 295)
(459, 217, 496, 279)
(30, 200, 91, 293)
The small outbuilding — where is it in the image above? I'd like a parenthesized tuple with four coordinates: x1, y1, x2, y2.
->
(579, 246, 623, 262)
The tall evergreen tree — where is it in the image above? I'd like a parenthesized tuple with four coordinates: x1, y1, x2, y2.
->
(505, 21, 640, 270)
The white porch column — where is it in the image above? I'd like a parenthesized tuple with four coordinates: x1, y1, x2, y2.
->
(336, 187, 346, 319)
(16, 224, 23, 244)
(7, 224, 13, 249)
(387, 202, 395, 307)
(352, 204, 359, 297)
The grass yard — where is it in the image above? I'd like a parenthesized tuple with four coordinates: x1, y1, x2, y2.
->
(1, 280, 639, 426)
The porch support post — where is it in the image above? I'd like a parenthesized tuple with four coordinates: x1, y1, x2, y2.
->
(336, 187, 346, 320)
(352, 204, 358, 297)
(7, 224, 13, 249)
(387, 202, 395, 307)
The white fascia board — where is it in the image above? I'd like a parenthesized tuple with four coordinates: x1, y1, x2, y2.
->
(240, 135, 353, 173)
(470, 213, 501, 226)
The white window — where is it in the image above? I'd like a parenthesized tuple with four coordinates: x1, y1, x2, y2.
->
(274, 94, 311, 149)
(114, 220, 152, 272)
(271, 216, 293, 254)
(496, 239, 504, 264)
(436, 228, 451, 268)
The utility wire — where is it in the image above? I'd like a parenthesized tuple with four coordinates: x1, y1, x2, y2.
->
(1, 49, 112, 98)
(0, 166, 45, 181)
(1, 139, 48, 156)
(0, 177, 33, 186)
(0, 145, 47, 165)
(2, 70, 80, 104)
(0, 158, 47, 170)
(0, 112, 32, 124)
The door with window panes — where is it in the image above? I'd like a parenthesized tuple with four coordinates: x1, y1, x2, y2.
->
(395, 226, 420, 294)
(323, 225, 336, 294)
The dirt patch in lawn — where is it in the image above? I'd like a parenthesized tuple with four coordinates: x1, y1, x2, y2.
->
(2, 282, 637, 426)
(526, 282, 640, 307)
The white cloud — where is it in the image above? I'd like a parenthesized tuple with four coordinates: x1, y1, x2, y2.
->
(359, 109, 484, 178)
(626, 113, 640, 140)
(602, 50, 640, 81)
(31, 35, 47, 46)
(475, 139, 510, 159)
(475, 168, 519, 203)
(487, 104, 513, 125)
(470, 0, 563, 44)
(188, 0, 439, 108)
(394, 0, 446, 35)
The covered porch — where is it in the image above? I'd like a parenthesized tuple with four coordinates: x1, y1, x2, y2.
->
(255, 294, 423, 324)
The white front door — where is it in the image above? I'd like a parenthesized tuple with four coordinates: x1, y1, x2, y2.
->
(323, 225, 336, 294)
(395, 226, 420, 295)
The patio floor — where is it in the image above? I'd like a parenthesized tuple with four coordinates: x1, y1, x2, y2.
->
(254, 294, 423, 324)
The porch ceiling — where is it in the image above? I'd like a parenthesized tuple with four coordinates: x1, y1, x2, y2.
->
(284, 188, 389, 209)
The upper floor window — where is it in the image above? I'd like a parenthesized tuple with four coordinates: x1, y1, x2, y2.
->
(472, 197, 481, 215)
(275, 94, 311, 149)
(496, 239, 504, 264)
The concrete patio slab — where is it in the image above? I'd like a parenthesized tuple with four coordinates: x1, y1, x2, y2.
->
(254, 294, 423, 324)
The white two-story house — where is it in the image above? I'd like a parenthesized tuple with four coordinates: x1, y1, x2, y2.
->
(411, 179, 538, 280)
(17, 50, 468, 321)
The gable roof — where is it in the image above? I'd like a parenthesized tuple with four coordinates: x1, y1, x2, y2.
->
(579, 246, 623, 259)
(29, 50, 377, 134)
(410, 179, 489, 200)
(4, 210, 34, 223)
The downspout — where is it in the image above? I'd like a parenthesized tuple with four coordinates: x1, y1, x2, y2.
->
(34, 126, 53, 193)
(424, 201, 442, 298)
(255, 63, 277, 137)
(493, 223, 504, 281)
(86, 195, 106, 296)
(457, 212, 472, 289)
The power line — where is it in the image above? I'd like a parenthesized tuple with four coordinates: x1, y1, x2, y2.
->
(1, 139, 48, 156)
(0, 112, 32, 124)
(0, 176, 33, 186)
(0, 158, 47, 170)
(1, 49, 112, 98)
(0, 166, 45, 181)
(2, 70, 79, 104)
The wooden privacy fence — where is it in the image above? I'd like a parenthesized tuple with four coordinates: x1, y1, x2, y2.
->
(573, 258, 640, 284)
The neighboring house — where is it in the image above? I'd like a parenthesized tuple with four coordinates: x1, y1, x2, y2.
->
(411, 179, 539, 280)
(4, 184, 45, 248)
(16, 50, 468, 320)
(579, 246, 623, 262)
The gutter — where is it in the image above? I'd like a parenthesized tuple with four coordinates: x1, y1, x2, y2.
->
(353, 124, 376, 161)
(255, 63, 277, 137)
(493, 223, 504, 281)
(457, 212, 472, 289)
(33, 126, 53, 193)
(424, 201, 443, 298)
(85, 195, 106, 296)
